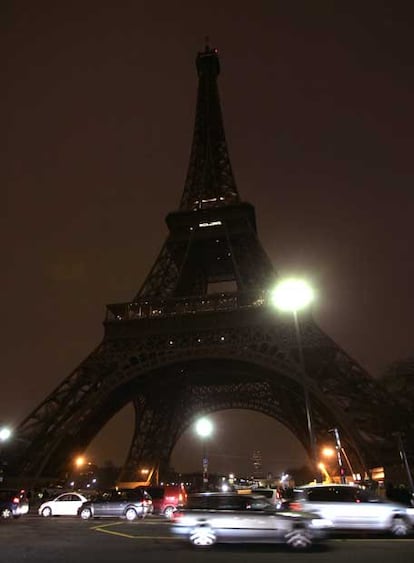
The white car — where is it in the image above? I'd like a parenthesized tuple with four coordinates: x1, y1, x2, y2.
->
(251, 487, 284, 508)
(38, 492, 88, 517)
(292, 484, 413, 537)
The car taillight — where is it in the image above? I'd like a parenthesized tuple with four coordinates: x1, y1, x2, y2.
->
(289, 501, 303, 511)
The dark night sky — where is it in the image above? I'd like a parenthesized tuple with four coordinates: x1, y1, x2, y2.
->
(2, 1, 413, 477)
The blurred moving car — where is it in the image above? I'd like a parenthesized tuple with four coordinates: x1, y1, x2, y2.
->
(0, 489, 29, 519)
(137, 484, 187, 518)
(291, 483, 413, 537)
(78, 488, 152, 521)
(171, 492, 332, 550)
(38, 492, 88, 517)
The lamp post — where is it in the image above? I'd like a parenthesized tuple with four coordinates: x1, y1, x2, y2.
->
(396, 432, 414, 495)
(329, 427, 347, 484)
(270, 278, 319, 480)
(195, 417, 213, 491)
(0, 426, 12, 484)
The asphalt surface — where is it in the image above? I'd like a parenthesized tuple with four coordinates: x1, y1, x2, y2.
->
(1, 514, 414, 563)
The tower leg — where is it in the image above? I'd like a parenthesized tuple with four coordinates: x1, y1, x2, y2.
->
(119, 391, 181, 483)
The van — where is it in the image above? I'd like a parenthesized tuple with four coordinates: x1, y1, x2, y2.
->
(138, 484, 187, 518)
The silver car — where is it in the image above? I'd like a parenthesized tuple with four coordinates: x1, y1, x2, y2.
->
(78, 488, 152, 521)
(170, 492, 332, 550)
(291, 484, 413, 537)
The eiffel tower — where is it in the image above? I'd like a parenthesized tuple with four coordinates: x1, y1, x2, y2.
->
(6, 45, 413, 485)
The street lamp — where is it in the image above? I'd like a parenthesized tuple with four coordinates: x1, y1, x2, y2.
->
(0, 427, 12, 442)
(321, 447, 335, 459)
(270, 278, 319, 480)
(0, 426, 12, 484)
(195, 417, 213, 491)
(74, 456, 86, 469)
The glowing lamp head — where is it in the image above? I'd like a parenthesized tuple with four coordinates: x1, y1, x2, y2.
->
(75, 456, 85, 468)
(0, 427, 12, 442)
(271, 278, 314, 312)
(195, 417, 213, 438)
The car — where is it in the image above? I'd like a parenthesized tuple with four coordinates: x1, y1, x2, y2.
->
(290, 483, 414, 537)
(250, 487, 284, 508)
(137, 484, 187, 518)
(38, 492, 88, 517)
(78, 488, 152, 521)
(0, 489, 29, 519)
(170, 492, 333, 550)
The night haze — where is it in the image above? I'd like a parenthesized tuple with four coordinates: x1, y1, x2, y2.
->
(2, 2, 413, 477)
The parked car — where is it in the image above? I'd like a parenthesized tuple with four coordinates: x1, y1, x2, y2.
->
(171, 492, 333, 550)
(250, 487, 283, 509)
(0, 489, 29, 519)
(137, 484, 187, 518)
(291, 483, 413, 537)
(78, 488, 152, 521)
(38, 492, 88, 517)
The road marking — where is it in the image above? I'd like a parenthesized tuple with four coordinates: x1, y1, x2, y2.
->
(90, 521, 175, 540)
(90, 521, 125, 530)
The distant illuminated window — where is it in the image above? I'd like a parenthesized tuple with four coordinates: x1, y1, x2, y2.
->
(199, 220, 222, 228)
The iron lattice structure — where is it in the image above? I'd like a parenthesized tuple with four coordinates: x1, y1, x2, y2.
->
(6, 46, 413, 484)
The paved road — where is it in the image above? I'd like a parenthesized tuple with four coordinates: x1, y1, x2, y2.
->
(1, 515, 413, 563)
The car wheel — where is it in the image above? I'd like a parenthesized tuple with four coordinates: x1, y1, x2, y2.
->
(163, 506, 175, 519)
(41, 507, 52, 518)
(80, 508, 92, 520)
(390, 515, 410, 537)
(125, 508, 138, 521)
(189, 525, 216, 547)
(285, 525, 312, 551)
(1, 508, 13, 520)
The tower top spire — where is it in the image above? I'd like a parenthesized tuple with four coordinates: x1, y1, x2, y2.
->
(179, 46, 239, 211)
(196, 39, 220, 76)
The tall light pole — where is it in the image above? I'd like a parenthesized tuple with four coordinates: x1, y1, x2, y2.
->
(195, 417, 213, 491)
(270, 278, 319, 480)
(396, 432, 414, 495)
(0, 426, 12, 484)
(329, 427, 347, 483)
